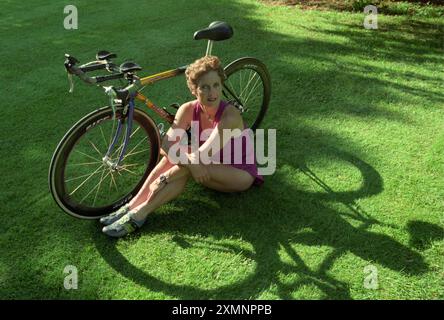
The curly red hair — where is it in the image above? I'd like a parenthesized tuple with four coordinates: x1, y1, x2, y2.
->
(185, 55, 226, 93)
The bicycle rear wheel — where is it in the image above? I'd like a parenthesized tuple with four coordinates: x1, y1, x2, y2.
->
(49, 106, 160, 219)
(223, 57, 271, 131)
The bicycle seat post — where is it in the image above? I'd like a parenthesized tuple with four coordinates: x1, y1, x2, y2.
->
(205, 40, 214, 56)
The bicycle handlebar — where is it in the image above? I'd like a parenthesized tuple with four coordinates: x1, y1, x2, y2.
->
(64, 53, 143, 102)
(64, 54, 125, 85)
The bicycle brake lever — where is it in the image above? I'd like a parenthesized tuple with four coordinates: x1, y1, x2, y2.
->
(104, 86, 118, 120)
(67, 73, 74, 93)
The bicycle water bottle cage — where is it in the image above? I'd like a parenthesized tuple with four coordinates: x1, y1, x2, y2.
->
(96, 50, 117, 61)
(120, 61, 142, 73)
(193, 21, 233, 41)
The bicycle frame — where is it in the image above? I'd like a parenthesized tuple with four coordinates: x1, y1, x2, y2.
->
(136, 66, 187, 124)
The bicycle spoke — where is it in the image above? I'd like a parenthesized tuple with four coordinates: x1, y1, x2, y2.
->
(66, 166, 103, 182)
(123, 148, 150, 159)
(226, 69, 260, 109)
(80, 168, 110, 205)
(239, 68, 244, 97)
(110, 128, 127, 160)
(120, 167, 138, 175)
(226, 78, 240, 101)
(111, 142, 125, 160)
(122, 136, 147, 161)
(67, 161, 102, 167)
(130, 126, 141, 138)
(99, 126, 108, 150)
(109, 118, 116, 146)
(243, 74, 262, 106)
(69, 165, 105, 196)
(237, 70, 249, 100)
(110, 171, 119, 192)
(244, 96, 260, 112)
(87, 138, 103, 157)
(120, 163, 144, 169)
(74, 149, 101, 162)
(93, 168, 109, 206)
(109, 171, 113, 192)
(106, 125, 142, 162)
(239, 70, 257, 101)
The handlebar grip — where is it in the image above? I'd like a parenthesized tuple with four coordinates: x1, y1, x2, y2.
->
(68, 65, 97, 84)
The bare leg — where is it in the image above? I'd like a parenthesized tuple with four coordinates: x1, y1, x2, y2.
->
(101, 163, 256, 238)
(127, 156, 175, 209)
(129, 144, 195, 209)
(131, 164, 254, 220)
(130, 164, 191, 222)
(201, 164, 255, 192)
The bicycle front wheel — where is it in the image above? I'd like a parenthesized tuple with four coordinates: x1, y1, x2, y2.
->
(49, 106, 160, 219)
(223, 57, 271, 131)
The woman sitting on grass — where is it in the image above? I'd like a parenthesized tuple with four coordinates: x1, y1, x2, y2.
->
(101, 55, 264, 237)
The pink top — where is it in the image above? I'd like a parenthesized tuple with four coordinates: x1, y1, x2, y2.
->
(192, 100, 264, 186)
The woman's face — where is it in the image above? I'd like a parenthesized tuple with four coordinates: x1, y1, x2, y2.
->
(193, 70, 222, 109)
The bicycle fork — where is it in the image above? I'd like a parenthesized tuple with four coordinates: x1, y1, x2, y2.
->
(102, 96, 136, 171)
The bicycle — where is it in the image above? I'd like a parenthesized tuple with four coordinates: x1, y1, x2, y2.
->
(48, 21, 271, 220)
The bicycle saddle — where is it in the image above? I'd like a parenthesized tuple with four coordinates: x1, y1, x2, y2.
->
(96, 50, 117, 61)
(193, 21, 233, 41)
(120, 61, 142, 73)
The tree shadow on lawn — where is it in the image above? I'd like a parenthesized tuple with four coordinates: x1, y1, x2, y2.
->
(306, 15, 444, 63)
(257, 17, 444, 127)
(311, 20, 444, 100)
(92, 141, 435, 299)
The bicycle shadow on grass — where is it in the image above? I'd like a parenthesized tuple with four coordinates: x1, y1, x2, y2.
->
(92, 143, 431, 299)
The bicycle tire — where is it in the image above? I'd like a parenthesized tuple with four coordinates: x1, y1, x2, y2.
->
(49, 106, 160, 219)
(223, 57, 271, 131)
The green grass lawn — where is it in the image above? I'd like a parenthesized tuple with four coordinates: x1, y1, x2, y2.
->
(0, 0, 443, 299)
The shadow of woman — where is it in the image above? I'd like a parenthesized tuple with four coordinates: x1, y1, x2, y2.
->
(91, 145, 429, 299)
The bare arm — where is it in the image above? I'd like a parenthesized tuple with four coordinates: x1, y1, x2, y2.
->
(197, 104, 244, 158)
(160, 101, 193, 158)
